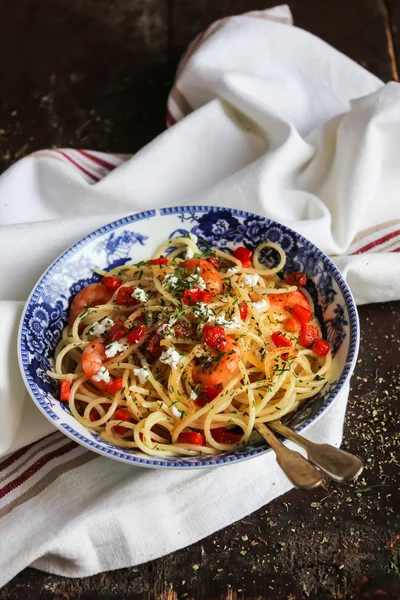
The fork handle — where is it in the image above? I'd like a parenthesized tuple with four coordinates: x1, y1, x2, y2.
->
(256, 424, 323, 489)
(270, 421, 364, 483)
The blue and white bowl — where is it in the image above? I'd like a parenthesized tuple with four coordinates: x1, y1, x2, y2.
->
(18, 206, 359, 469)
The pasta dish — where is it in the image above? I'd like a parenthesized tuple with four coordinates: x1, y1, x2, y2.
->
(48, 236, 332, 457)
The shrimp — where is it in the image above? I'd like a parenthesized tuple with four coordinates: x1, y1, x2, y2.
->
(192, 337, 241, 387)
(269, 290, 310, 311)
(81, 338, 106, 378)
(69, 283, 114, 326)
(182, 259, 223, 294)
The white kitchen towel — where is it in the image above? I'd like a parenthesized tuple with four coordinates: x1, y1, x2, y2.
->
(0, 4, 399, 586)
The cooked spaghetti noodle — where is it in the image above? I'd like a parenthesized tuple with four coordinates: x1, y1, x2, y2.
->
(48, 236, 332, 457)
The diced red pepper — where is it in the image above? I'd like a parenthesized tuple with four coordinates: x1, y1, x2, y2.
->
(107, 319, 127, 342)
(312, 338, 330, 357)
(101, 276, 122, 291)
(292, 304, 312, 325)
(194, 387, 220, 407)
(183, 288, 214, 305)
(212, 427, 242, 444)
(106, 377, 124, 394)
(148, 258, 169, 265)
(207, 257, 220, 269)
(147, 332, 162, 358)
(285, 317, 301, 333)
(116, 286, 137, 306)
(203, 324, 227, 350)
(271, 331, 291, 348)
(183, 288, 201, 305)
(284, 272, 307, 286)
(299, 323, 319, 347)
(239, 302, 248, 320)
(126, 324, 148, 344)
(60, 380, 71, 402)
(114, 408, 132, 435)
(232, 246, 253, 268)
(177, 431, 206, 446)
(199, 290, 213, 303)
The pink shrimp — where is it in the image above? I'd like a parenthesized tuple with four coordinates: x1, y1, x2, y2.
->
(68, 283, 114, 326)
(269, 289, 310, 311)
(192, 337, 241, 387)
(81, 338, 106, 379)
(182, 259, 223, 295)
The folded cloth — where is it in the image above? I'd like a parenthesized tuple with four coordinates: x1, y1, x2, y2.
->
(0, 4, 399, 586)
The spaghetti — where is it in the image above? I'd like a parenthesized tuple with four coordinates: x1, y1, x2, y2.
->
(48, 236, 332, 457)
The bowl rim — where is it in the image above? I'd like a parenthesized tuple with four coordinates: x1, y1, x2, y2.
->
(18, 205, 360, 469)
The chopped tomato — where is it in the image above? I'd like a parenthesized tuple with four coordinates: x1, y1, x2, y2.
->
(89, 409, 100, 422)
(284, 272, 307, 286)
(299, 323, 319, 347)
(239, 302, 248, 320)
(60, 380, 70, 402)
(148, 258, 169, 265)
(116, 286, 137, 306)
(203, 324, 227, 350)
(114, 408, 132, 434)
(107, 319, 127, 342)
(174, 324, 191, 338)
(106, 377, 123, 394)
(177, 431, 206, 446)
(285, 317, 301, 333)
(292, 304, 312, 325)
(207, 257, 220, 269)
(199, 290, 213, 303)
(101, 276, 122, 291)
(232, 246, 253, 268)
(212, 427, 242, 444)
(194, 387, 220, 407)
(147, 332, 162, 358)
(126, 324, 147, 344)
(312, 338, 330, 357)
(271, 331, 291, 348)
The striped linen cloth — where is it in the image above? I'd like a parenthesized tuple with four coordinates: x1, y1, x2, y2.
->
(0, 4, 399, 586)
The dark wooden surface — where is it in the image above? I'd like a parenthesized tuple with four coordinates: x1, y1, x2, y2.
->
(1, 1, 399, 598)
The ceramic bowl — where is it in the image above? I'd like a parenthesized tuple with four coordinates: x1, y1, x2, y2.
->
(18, 206, 359, 468)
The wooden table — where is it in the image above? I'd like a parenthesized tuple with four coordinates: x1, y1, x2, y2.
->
(1, 1, 399, 598)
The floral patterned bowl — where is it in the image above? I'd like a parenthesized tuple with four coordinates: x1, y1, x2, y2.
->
(18, 206, 359, 469)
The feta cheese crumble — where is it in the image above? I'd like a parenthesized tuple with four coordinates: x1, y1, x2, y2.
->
(214, 315, 242, 331)
(244, 273, 259, 287)
(188, 233, 198, 244)
(105, 341, 129, 358)
(190, 389, 198, 401)
(171, 406, 183, 419)
(186, 274, 206, 290)
(133, 367, 149, 385)
(193, 303, 215, 320)
(253, 299, 268, 313)
(132, 287, 147, 303)
(159, 347, 182, 370)
(89, 318, 114, 336)
(185, 247, 194, 259)
(164, 274, 179, 290)
(92, 367, 111, 384)
(157, 315, 178, 339)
